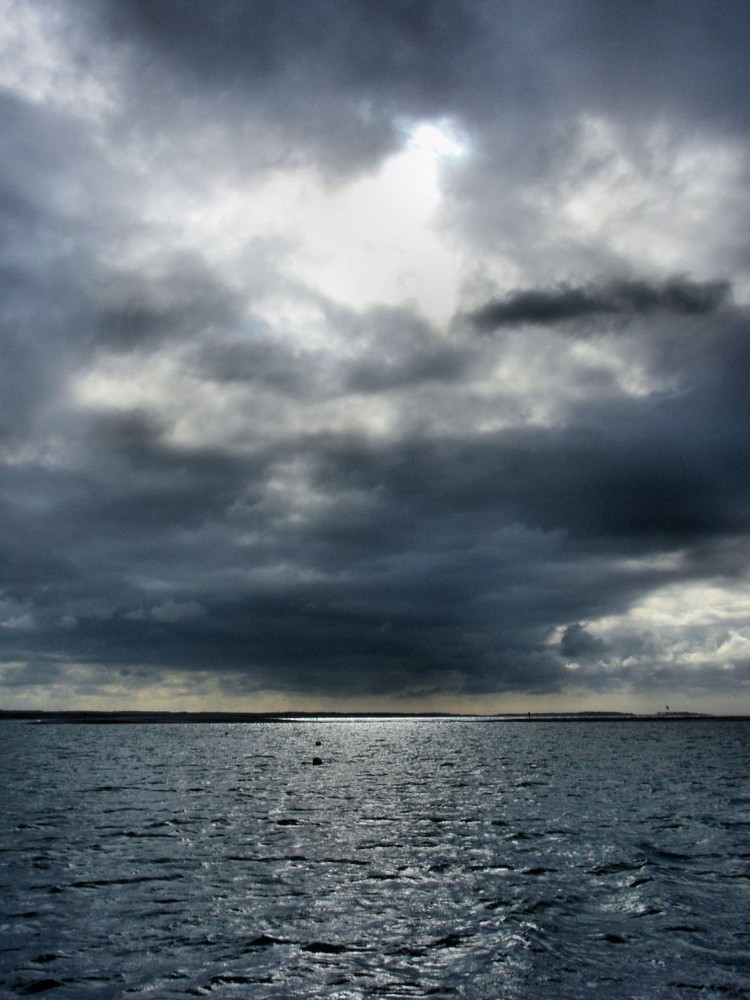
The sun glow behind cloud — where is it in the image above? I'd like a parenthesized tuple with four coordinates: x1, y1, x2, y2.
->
(73, 119, 470, 446)
(108, 119, 468, 329)
(293, 121, 467, 322)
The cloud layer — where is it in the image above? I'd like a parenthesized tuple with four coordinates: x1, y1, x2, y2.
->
(2, 0, 750, 711)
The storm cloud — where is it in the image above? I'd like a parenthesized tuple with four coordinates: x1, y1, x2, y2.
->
(1, 0, 750, 712)
(468, 278, 731, 331)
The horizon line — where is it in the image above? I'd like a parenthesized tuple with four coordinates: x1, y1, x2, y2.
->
(2, 709, 748, 724)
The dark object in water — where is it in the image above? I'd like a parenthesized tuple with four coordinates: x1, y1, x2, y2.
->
(303, 940, 345, 953)
(312, 756, 323, 766)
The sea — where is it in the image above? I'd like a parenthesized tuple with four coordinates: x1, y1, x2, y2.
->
(0, 717, 748, 999)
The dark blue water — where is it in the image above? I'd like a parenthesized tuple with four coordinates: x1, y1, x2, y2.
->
(1, 719, 748, 998)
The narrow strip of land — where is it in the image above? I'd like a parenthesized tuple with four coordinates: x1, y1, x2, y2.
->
(1, 710, 747, 724)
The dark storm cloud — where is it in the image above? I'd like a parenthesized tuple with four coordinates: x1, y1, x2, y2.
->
(346, 346, 465, 393)
(304, 399, 745, 558)
(93, 254, 242, 352)
(186, 302, 470, 397)
(9, 294, 746, 699)
(3, 0, 750, 707)
(75, 410, 279, 545)
(72, 0, 478, 176)
(188, 335, 308, 393)
(468, 277, 731, 332)
(0, 91, 103, 441)
(99, 0, 473, 94)
(341, 307, 468, 392)
(550, 0, 750, 132)
(559, 623, 606, 660)
(79, 0, 750, 133)
(3, 312, 750, 700)
(53, 0, 749, 231)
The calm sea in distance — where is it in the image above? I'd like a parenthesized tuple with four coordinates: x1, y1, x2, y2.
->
(1, 718, 748, 998)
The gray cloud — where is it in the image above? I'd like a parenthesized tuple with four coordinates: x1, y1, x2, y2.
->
(93, 254, 242, 353)
(559, 623, 606, 660)
(2, 1, 750, 709)
(341, 307, 468, 392)
(468, 278, 731, 332)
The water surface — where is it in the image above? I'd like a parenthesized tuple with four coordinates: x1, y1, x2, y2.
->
(1, 719, 748, 997)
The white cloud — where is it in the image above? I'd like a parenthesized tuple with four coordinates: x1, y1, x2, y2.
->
(0, 0, 114, 120)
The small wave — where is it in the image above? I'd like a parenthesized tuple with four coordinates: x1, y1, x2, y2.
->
(302, 940, 348, 954)
(209, 973, 254, 985)
(467, 863, 513, 873)
(596, 932, 629, 944)
(428, 933, 465, 949)
(590, 859, 647, 876)
(119, 829, 176, 838)
(668, 981, 744, 994)
(629, 875, 654, 887)
(628, 905, 664, 918)
(392, 944, 427, 958)
(526, 898, 559, 913)
(225, 853, 307, 862)
(68, 875, 181, 889)
(17, 979, 65, 994)
(636, 841, 696, 861)
(244, 933, 289, 949)
(485, 898, 511, 910)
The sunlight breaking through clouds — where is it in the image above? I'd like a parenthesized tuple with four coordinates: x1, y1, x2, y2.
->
(293, 119, 466, 321)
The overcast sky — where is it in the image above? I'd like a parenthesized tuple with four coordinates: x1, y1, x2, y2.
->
(2, 0, 750, 713)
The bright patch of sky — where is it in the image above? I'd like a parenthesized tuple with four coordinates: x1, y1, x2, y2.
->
(293, 122, 465, 321)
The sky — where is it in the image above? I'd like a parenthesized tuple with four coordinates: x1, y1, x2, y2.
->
(1, 0, 750, 714)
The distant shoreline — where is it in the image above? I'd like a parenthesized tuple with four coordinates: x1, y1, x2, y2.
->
(1, 710, 748, 724)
